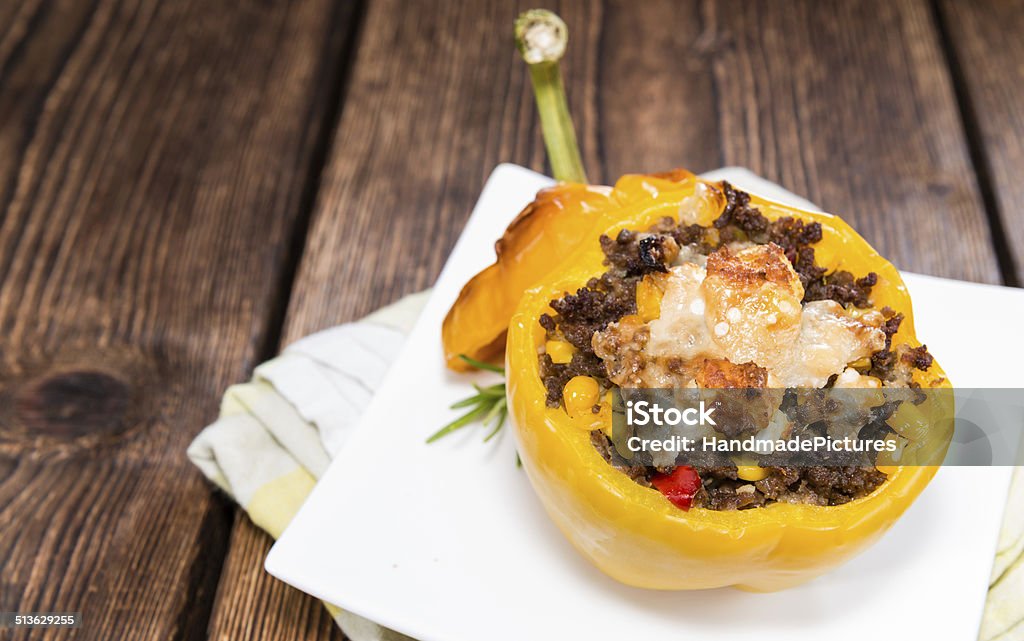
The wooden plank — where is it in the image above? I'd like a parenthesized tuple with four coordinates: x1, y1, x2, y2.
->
(209, 1, 1002, 639)
(600, 0, 1000, 283)
(937, 0, 1024, 285)
(275, 0, 604, 328)
(287, 0, 999, 332)
(207, 513, 344, 641)
(0, 0, 355, 639)
(205, 1, 605, 638)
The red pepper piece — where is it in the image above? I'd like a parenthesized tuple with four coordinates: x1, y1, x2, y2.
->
(651, 466, 702, 511)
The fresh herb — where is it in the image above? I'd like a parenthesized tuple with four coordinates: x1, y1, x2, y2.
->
(454, 354, 504, 374)
(427, 355, 508, 444)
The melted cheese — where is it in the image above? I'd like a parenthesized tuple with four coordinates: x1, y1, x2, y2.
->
(702, 245, 804, 372)
(769, 302, 886, 387)
(647, 263, 718, 362)
(593, 244, 888, 389)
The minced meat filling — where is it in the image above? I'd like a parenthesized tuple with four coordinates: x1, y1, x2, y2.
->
(545, 272, 638, 351)
(590, 431, 887, 509)
(867, 307, 934, 384)
(540, 182, 933, 511)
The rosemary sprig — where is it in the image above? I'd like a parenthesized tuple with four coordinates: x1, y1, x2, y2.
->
(457, 354, 504, 374)
(427, 355, 508, 444)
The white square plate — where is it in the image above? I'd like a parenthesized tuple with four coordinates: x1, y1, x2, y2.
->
(267, 164, 1022, 641)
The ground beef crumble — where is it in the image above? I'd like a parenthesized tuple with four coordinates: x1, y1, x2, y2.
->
(804, 270, 878, 308)
(540, 351, 607, 408)
(545, 272, 638, 351)
(590, 431, 887, 510)
(697, 465, 887, 510)
(866, 307, 933, 383)
(539, 271, 638, 406)
(539, 182, 932, 510)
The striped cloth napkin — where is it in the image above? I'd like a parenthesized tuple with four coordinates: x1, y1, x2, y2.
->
(189, 292, 427, 641)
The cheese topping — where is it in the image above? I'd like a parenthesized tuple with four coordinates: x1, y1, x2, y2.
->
(593, 244, 886, 389)
(647, 263, 714, 362)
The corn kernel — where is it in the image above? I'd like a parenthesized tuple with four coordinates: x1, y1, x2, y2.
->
(599, 393, 615, 437)
(736, 465, 768, 482)
(636, 277, 664, 322)
(545, 340, 574, 364)
(563, 376, 600, 419)
(849, 357, 872, 370)
(889, 402, 929, 442)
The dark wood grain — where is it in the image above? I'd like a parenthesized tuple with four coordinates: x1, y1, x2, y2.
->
(204, 2, 593, 638)
(282, 0, 1000, 342)
(205, 1, 604, 638)
(278, 0, 604, 328)
(600, 0, 1000, 283)
(937, 0, 1024, 285)
(208, 1, 1004, 640)
(285, 0, 1001, 335)
(0, 0, 355, 639)
(206, 512, 345, 641)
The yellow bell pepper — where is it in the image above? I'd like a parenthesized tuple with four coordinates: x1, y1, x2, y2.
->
(446, 169, 951, 591)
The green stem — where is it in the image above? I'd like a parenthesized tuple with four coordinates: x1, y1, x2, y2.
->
(515, 10, 588, 183)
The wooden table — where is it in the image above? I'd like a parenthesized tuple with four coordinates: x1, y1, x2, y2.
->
(1, 1, 1021, 639)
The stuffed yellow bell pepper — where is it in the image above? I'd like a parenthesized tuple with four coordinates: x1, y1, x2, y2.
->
(445, 169, 950, 591)
(440, 10, 949, 592)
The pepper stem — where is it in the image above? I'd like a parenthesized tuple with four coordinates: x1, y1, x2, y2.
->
(515, 9, 588, 184)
